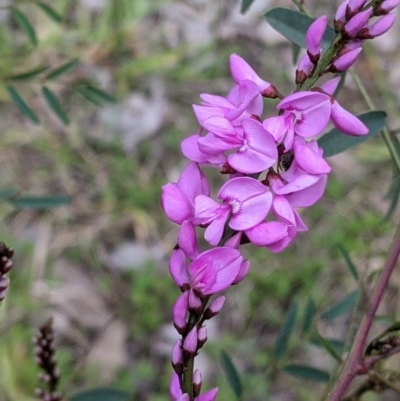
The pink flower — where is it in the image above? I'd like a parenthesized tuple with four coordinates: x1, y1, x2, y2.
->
(161, 162, 210, 225)
(263, 92, 331, 150)
(195, 177, 272, 245)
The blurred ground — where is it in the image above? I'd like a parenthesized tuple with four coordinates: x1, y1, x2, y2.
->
(0, 0, 400, 400)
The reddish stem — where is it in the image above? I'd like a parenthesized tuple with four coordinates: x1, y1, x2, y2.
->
(326, 225, 400, 401)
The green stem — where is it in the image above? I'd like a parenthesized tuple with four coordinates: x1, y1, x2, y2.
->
(349, 69, 400, 176)
(290, 0, 310, 16)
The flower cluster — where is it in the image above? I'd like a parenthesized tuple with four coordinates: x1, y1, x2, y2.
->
(161, 1, 398, 399)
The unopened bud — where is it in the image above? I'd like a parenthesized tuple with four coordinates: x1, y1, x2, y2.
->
(261, 84, 279, 99)
(188, 290, 202, 316)
(295, 54, 313, 85)
(204, 296, 225, 320)
(357, 13, 396, 38)
(346, 0, 367, 19)
(330, 48, 362, 72)
(193, 369, 202, 397)
(335, 0, 350, 31)
(173, 291, 189, 335)
(171, 340, 184, 374)
(197, 326, 207, 349)
(306, 16, 327, 63)
(183, 326, 198, 358)
(375, 0, 400, 15)
(344, 8, 373, 37)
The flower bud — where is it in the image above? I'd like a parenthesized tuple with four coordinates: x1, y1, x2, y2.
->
(346, 0, 367, 19)
(188, 289, 202, 316)
(296, 54, 313, 85)
(232, 260, 250, 285)
(357, 13, 396, 38)
(173, 291, 189, 334)
(306, 16, 328, 63)
(337, 39, 364, 56)
(193, 369, 202, 397)
(195, 387, 219, 401)
(204, 296, 225, 320)
(330, 48, 362, 72)
(183, 326, 198, 358)
(375, 0, 400, 15)
(171, 340, 184, 374)
(197, 326, 207, 348)
(335, 0, 350, 31)
(344, 8, 373, 37)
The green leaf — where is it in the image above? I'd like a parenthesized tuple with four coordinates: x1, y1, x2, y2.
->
(6, 85, 40, 124)
(76, 88, 102, 106)
(292, 43, 301, 65)
(36, 3, 63, 23)
(83, 85, 117, 104)
(219, 350, 242, 399)
(241, 0, 255, 13)
(337, 244, 358, 281)
(318, 111, 387, 157)
(7, 65, 49, 81)
(0, 189, 18, 202)
(274, 299, 297, 359)
(68, 388, 130, 401)
(42, 86, 70, 125)
(310, 334, 346, 359)
(10, 195, 71, 209)
(283, 364, 330, 383)
(384, 136, 400, 220)
(321, 290, 359, 322)
(11, 9, 38, 46)
(45, 58, 79, 80)
(302, 298, 316, 334)
(263, 8, 335, 50)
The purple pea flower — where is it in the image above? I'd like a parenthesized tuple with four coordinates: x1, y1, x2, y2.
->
(195, 177, 272, 245)
(306, 16, 328, 63)
(161, 162, 210, 225)
(263, 91, 331, 150)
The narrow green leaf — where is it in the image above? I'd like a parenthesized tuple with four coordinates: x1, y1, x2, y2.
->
(321, 290, 359, 322)
(384, 136, 400, 220)
(7, 65, 49, 81)
(241, 0, 255, 13)
(318, 111, 387, 157)
(83, 85, 117, 103)
(6, 85, 40, 124)
(76, 88, 102, 106)
(45, 58, 79, 80)
(0, 189, 18, 202)
(337, 244, 358, 281)
(310, 333, 346, 359)
(11, 9, 38, 46)
(292, 43, 301, 65)
(219, 350, 242, 399)
(302, 298, 316, 334)
(10, 195, 71, 209)
(36, 3, 63, 23)
(264, 8, 335, 50)
(42, 86, 70, 125)
(68, 388, 130, 401)
(274, 300, 297, 359)
(283, 364, 330, 383)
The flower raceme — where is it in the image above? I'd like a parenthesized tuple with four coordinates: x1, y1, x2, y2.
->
(161, 0, 400, 394)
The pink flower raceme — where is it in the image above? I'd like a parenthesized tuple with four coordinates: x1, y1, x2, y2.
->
(263, 91, 331, 150)
(161, 162, 210, 225)
(169, 247, 247, 296)
(195, 177, 272, 245)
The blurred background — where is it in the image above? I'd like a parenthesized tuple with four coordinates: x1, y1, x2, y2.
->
(0, 0, 399, 400)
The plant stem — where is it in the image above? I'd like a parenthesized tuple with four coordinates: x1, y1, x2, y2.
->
(349, 69, 400, 176)
(325, 223, 400, 401)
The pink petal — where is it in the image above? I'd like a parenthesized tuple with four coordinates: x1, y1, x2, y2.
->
(365, 13, 396, 38)
(294, 138, 331, 174)
(178, 163, 210, 206)
(232, 259, 250, 285)
(169, 249, 189, 287)
(161, 183, 193, 224)
(275, 173, 321, 195)
(229, 54, 270, 91)
(193, 105, 223, 127)
(178, 221, 200, 260)
(204, 210, 230, 246)
(272, 195, 296, 225)
(200, 116, 236, 138)
(170, 373, 183, 401)
(245, 221, 288, 246)
(262, 115, 287, 143)
(195, 195, 224, 223)
(285, 174, 328, 207)
(319, 77, 340, 96)
(335, 0, 349, 23)
(195, 388, 219, 401)
(330, 100, 369, 136)
(306, 16, 328, 58)
(181, 135, 227, 165)
(198, 133, 240, 155)
(331, 48, 362, 72)
(344, 8, 373, 37)
(218, 176, 267, 202)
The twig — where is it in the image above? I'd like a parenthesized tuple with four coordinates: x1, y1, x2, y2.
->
(325, 224, 400, 401)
